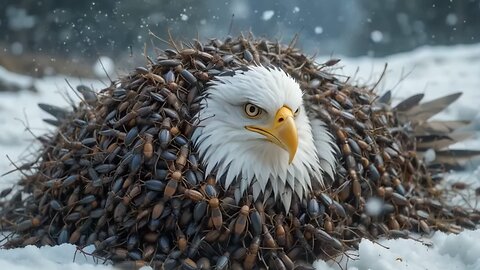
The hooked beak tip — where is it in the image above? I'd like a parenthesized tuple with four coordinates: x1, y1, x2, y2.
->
(245, 106, 299, 164)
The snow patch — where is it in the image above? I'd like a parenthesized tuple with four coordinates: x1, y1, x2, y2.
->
(0, 244, 113, 270)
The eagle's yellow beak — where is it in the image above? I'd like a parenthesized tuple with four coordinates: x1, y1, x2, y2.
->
(246, 106, 298, 164)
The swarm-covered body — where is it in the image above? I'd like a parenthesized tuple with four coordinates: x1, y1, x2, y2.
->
(1, 36, 479, 269)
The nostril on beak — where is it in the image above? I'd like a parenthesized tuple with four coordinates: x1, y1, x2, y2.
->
(278, 117, 284, 123)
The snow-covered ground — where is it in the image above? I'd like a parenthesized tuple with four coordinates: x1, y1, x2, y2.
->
(333, 44, 480, 122)
(1, 44, 480, 270)
(0, 67, 106, 185)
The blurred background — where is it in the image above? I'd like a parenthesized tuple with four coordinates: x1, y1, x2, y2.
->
(1, 0, 479, 78)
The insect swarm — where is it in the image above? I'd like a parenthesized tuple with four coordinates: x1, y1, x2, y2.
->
(0, 34, 479, 269)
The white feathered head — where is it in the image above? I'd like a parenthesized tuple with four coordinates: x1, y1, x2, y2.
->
(192, 66, 336, 211)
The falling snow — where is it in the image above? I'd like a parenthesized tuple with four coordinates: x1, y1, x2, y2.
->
(261, 10, 275, 21)
(370, 30, 384, 43)
(180, 13, 189, 21)
(446, 13, 458, 26)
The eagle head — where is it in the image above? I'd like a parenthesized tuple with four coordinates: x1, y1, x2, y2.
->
(192, 66, 335, 211)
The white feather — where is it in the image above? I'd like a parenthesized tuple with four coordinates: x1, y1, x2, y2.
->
(252, 181, 261, 201)
(310, 119, 337, 180)
(192, 66, 336, 211)
(282, 187, 293, 212)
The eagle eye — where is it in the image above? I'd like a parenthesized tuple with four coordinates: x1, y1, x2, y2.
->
(244, 103, 262, 118)
(294, 107, 300, 116)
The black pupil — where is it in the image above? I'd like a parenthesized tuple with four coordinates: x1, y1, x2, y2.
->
(249, 106, 256, 113)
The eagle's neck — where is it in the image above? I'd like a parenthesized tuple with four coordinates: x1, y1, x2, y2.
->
(192, 108, 328, 211)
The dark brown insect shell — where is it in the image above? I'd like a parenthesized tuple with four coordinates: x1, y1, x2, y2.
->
(368, 223, 383, 239)
(181, 258, 198, 270)
(329, 199, 348, 220)
(388, 229, 409, 239)
(68, 228, 82, 244)
(190, 199, 207, 223)
(214, 225, 230, 243)
(116, 99, 131, 113)
(352, 178, 361, 199)
(387, 215, 401, 230)
(393, 180, 407, 196)
(270, 252, 287, 270)
(439, 222, 463, 234)
(4, 237, 25, 249)
(242, 235, 260, 270)
(159, 87, 181, 110)
(188, 154, 199, 171)
(215, 196, 234, 215)
(113, 202, 127, 223)
(170, 125, 182, 137)
(186, 235, 204, 258)
(141, 245, 155, 260)
(356, 139, 371, 151)
(227, 246, 246, 262)
(262, 224, 278, 249)
(141, 71, 166, 85)
(113, 111, 136, 129)
(16, 217, 40, 232)
(202, 229, 221, 244)
(327, 106, 342, 120)
(21, 236, 41, 246)
(209, 197, 223, 230)
(184, 189, 204, 201)
(332, 124, 347, 144)
(345, 155, 356, 171)
(341, 142, 352, 157)
(314, 107, 332, 124)
(163, 178, 179, 200)
(450, 182, 468, 190)
(175, 145, 189, 170)
(182, 120, 196, 138)
(418, 219, 431, 234)
(178, 203, 193, 224)
(233, 205, 250, 239)
(179, 69, 198, 86)
(394, 214, 409, 227)
(274, 218, 287, 247)
(279, 221, 294, 248)
(195, 70, 210, 81)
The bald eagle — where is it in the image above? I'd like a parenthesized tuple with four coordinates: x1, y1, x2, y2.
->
(193, 66, 335, 211)
(2, 37, 478, 268)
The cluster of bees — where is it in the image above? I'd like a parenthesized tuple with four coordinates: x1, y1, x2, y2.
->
(0, 35, 478, 270)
